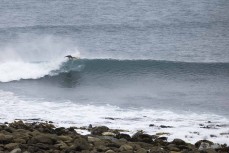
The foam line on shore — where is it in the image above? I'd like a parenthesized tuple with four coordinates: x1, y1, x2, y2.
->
(0, 90, 229, 144)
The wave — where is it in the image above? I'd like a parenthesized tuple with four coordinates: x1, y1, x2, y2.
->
(57, 58, 229, 75)
(1, 58, 228, 83)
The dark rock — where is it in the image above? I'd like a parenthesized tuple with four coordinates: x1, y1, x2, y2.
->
(13, 138, 26, 144)
(160, 125, 173, 128)
(195, 140, 214, 148)
(5, 127, 14, 133)
(216, 146, 229, 152)
(96, 145, 109, 152)
(116, 133, 131, 141)
(29, 134, 57, 145)
(54, 127, 67, 135)
(4, 143, 19, 151)
(132, 131, 153, 143)
(0, 134, 13, 144)
(105, 150, 116, 153)
(136, 148, 148, 153)
(28, 146, 40, 153)
(105, 117, 115, 120)
(119, 144, 133, 152)
(91, 126, 109, 135)
(88, 124, 93, 129)
(9, 148, 21, 153)
(172, 138, 186, 146)
(72, 136, 90, 151)
(35, 143, 51, 150)
(157, 137, 167, 141)
(210, 134, 217, 138)
(149, 124, 154, 127)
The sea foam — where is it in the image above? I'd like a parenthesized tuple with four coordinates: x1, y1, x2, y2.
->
(0, 90, 228, 144)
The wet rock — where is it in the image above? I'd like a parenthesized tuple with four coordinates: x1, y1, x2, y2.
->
(29, 134, 57, 145)
(105, 117, 115, 120)
(10, 148, 21, 153)
(72, 136, 90, 151)
(195, 140, 214, 149)
(13, 138, 26, 144)
(172, 139, 186, 146)
(136, 148, 148, 153)
(88, 136, 101, 143)
(216, 146, 229, 152)
(54, 140, 68, 150)
(102, 132, 116, 136)
(116, 133, 131, 141)
(5, 127, 14, 133)
(54, 127, 66, 135)
(4, 143, 19, 151)
(167, 144, 180, 152)
(204, 148, 217, 153)
(160, 125, 173, 128)
(28, 145, 40, 153)
(35, 143, 51, 150)
(150, 146, 166, 153)
(96, 145, 109, 152)
(0, 134, 13, 144)
(9, 121, 29, 130)
(91, 126, 109, 135)
(132, 131, 153, 143)
(119, 144, 133, 152)
(57, 135, 72, 142)
(105, 149, 116, 153)
(156, 132, 170, 136)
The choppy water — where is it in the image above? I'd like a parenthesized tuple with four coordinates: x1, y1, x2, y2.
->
(0, 0, 229, 144)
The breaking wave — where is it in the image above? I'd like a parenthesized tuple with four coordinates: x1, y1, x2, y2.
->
(1, 58, 229, 82)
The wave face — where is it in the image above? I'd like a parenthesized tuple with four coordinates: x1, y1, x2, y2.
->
(58, 58, 229, 75)
(2, 57, 229, 83)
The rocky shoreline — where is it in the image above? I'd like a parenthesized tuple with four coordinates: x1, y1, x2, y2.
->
(0, 121, 228, 153)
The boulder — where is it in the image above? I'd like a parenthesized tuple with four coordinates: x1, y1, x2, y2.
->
(4, 143, 19, 151)
(136, 148, 148, 153)
(132, 131, 153, 143)
(57, 135, 72, 142)
(119, 144, 133, 152)
(29, 134, 57, 145)
(10, 148, 21, 153)
(54, 140, 68, 150)
(72, 136, 90, 151)
(195, 140, 214, 149)
(88, 136, 101, 143)
(102, 132, 116, 137)
(0, 134, 13, 144)
(116, 133, 131, 141)
(91, 126, 109, 135)
(13, 139, 26, 144)
(105, 150, 116, 153)
(172, 139, 186, 146)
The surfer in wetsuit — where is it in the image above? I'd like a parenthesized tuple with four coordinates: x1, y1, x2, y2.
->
(65, 55, 79, 60)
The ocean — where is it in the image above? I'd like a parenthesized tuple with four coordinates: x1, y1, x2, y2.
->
(0, 0, 229, 144)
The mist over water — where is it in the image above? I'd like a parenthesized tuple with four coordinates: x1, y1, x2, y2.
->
(1, 0, 229, 144)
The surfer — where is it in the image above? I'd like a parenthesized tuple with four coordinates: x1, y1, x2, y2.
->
(65, 55, 79, 60)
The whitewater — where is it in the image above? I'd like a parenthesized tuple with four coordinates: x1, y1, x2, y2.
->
(1, 0, 229, 145)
